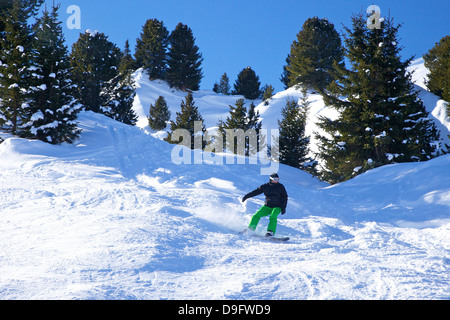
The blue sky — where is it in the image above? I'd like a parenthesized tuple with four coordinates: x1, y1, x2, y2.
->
(43, 0, 449, 92)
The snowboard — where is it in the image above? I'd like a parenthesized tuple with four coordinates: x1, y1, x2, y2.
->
(239, 230, 289, 242)
(252, 234, 290, 242)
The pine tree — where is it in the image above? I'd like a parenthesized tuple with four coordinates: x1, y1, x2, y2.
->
(135, 19, 169, 80)
(166, 23, 203, 91)
(148, 95, 170, 130)
(99, 39, 137, 125)
(0, 0, 44, 136)
(424, 35, 450, 102)
(280, 56, 291, 90)
(233, 67, 261, 100)
(0, 0, 13, 33)
(218, 98, 263, 156)
(217, 73, 231, 95)
(212, 82, 219, 93)
(262, 84, 274, 105)
(283, 17, 343, 91)
(246, 101, 264, 156)
(100, 71, 137, 125)
(25, 4, 81, 144)
(70, 30, 122, 113)
(166, 93, 206, 149)
(317, 14, 439, 183)
(119, 40, 136, 75)
(277, 96, 312, 171)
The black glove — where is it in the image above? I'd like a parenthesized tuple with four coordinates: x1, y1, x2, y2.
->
(281, 208, 286, 215)
(242, 195, 249, 202)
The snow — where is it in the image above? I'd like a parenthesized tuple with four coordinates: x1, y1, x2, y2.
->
(0, 61, 449, 300)
(85, 29, 99, 37)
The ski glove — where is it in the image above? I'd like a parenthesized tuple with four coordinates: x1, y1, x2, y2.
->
(242, 195, 250, 202)
(281, 209, 286, 215)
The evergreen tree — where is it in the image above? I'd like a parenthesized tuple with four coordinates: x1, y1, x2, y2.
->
(280, 56, 291, 89)
(0, 0, 44, 136)
(317, 14, 439, 183)
(166, 23, 203, 91)
(218, 98, 247, 155)
(119, 40, 136, 75)
(246, 101, 264, 156)
(277, 96, 312, 172)
(70, 30, 122, 113)
(217, 72, 231, 95)
(135, 19, 169, 80)
(25, 4, 81, 144)
(100, 39, 137, 125)
(166, 93, 206, 149)
(424, 35, 450, 102)
(212, 82, 219, 93)
(233, 67, 261, 100)
(246, 102, 262, 132)
(100, 71, 137, 125)
(262, 84, 274, 105)
(148, 95, 170, 130)
(283, 17, 343, 91)
(218, 98, 263, 156)
(0, 0, 13, 33)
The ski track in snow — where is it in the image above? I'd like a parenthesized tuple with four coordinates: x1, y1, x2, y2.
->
(0, 62, 449, 300)
(0, 111, 448, 300)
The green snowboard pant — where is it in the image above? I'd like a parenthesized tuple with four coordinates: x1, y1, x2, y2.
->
(248, 205, 282, 234)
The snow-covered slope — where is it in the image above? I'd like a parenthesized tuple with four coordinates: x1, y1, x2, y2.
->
(407, 58, 450, 134)
(132, 68, 249, 132)
(132, 61, 450, 157)
(1, 108, 449, 299)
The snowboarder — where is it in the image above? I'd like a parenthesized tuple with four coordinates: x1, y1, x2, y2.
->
(241, 173, 288, 237)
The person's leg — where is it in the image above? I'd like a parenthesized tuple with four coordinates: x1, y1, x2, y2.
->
(248, 205, 272, 231)
(267, 207, 282, 234)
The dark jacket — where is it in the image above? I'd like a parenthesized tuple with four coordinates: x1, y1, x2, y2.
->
(243, 182, 288, 213)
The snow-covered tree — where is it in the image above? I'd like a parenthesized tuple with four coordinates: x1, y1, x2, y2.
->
(0, 0, 44, 136)
(318, 14, 439, 183)
(100, 71, 137, 125)
(70, 30, 122, 113)
(25, 4, 81, 144)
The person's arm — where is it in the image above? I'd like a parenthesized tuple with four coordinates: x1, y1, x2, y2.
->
(242, 185, 265, 202)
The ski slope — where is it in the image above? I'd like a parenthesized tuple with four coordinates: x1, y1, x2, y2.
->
(1, 109, 449, 300)
(1, 60, 449, 300)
